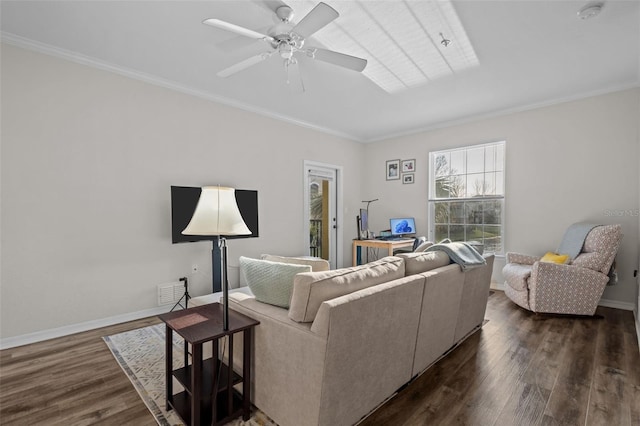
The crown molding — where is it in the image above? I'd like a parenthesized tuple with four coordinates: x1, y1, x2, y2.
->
(1, 32, 363, 143)
(367, 83, 640, 143)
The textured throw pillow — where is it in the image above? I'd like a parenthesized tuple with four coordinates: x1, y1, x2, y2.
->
(540, 252, 570, 264)
(239, 256, 311, 308)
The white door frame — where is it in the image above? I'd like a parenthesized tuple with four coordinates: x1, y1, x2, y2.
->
(303, 160, 343, 269)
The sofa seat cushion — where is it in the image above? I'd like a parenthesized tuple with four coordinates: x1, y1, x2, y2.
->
(239, 256, 311, 308)
(260, 254, 330, 272)
(396, 251, 450, 276)
(289, 256, 405, 323)
(502, 263, 533, 291)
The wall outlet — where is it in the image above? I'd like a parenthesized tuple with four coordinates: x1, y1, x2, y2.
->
(192, 264, 198, 273)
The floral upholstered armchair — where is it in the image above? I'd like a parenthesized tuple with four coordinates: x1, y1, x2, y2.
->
(502, 224, 622, 316)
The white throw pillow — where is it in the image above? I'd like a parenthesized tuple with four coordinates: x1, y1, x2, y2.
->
(239, 256, 311, 308)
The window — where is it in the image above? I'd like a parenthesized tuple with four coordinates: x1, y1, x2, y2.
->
(428, 141, 505, 254)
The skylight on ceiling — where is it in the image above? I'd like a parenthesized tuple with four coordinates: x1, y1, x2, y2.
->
(292, 0, 479, 93)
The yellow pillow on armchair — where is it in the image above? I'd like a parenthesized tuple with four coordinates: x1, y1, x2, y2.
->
(540, 252, 570, 264)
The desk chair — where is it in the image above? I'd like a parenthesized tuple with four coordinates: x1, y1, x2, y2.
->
(394, 236, 428, 255)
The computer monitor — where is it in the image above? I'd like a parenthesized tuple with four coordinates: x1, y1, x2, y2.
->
(390, 217, 416, 237)
(359, 208, 369, 236)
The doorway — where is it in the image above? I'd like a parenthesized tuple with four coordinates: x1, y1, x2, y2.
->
(304, 161, 342, 269)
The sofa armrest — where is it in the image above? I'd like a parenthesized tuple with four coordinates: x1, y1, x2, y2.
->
(310, 275, 425, 426)
(227, 294, 327, 426)
(529, 262, 608, 315)
(506, 252, 540, 265)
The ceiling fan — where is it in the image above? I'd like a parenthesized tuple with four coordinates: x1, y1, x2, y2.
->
(203, 2, 367, 83)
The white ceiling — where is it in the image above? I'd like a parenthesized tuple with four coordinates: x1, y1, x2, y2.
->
(1, 1, 638, 142)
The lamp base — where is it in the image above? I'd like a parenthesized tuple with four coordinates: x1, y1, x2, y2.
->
(220, 237, 229, 331)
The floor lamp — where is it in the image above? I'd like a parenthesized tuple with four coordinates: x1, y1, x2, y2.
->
(181, 186, 251, 330)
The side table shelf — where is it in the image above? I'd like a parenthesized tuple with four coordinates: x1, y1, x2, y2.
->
(170, 358, 244, 424)
(159, 303, 259, 426)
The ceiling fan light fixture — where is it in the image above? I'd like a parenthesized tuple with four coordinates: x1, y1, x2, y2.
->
(276, 5, 294, 23)
(279, 43, 293, 59)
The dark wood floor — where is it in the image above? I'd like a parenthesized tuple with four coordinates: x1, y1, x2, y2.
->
(1, 291, 639, 425)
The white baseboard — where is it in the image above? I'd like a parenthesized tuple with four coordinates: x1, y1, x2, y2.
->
(0, 305, 173, 350)
(490, 281, 504, 291)
(635, 310, 640, 354)
(597, 298, 635, 311)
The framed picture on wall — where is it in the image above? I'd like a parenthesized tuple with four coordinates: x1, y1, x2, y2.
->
(402, 159, 416, 173)
(403, 173, 415, 184)
(386, 159, 400, 180)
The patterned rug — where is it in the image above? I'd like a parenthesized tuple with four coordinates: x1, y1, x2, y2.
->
(103, 324, 276, 426)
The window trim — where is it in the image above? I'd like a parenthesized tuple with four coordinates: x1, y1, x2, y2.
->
(428, 141, 506, 255)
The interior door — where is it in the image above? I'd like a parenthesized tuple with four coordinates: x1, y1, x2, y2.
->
(304, 162, 339, 269)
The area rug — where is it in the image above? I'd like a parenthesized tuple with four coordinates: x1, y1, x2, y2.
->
(103, 324, 276, 426)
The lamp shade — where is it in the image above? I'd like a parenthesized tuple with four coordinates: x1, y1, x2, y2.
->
(181, 186, 252, 236)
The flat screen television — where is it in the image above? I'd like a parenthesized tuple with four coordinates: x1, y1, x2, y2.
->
(390, 217, 416, 236)
(171, 186, 259, 243)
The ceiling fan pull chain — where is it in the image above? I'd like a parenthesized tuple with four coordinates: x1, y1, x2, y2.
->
(284, 58, 305, 92)
(298, 65, 306, 93)
(285, 59, 292, 85)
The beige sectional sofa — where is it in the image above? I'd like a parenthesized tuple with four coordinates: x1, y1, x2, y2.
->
(191, 251, 494, 426)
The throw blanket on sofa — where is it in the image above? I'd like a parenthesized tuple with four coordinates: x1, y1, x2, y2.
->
(426, 242, 486, 271)
(557, 223, 599, 259)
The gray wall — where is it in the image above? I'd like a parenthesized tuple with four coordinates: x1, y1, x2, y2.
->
(2, 43, 638, 344)
(363, 88, 640, 308)
(0, 44, 364, 339)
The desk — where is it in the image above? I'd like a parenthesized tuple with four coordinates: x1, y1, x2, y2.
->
(352, 239, 415, 266)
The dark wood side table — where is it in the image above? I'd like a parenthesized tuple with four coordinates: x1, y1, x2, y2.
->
(158, 303, 259, 426)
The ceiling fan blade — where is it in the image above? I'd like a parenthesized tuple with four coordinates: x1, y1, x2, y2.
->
(309, 47, 367, 72)
(291, 2, 338, 38)
(217, 52, 273, 77)
(203, 18, 274, 43)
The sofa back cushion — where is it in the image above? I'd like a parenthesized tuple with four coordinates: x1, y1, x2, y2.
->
(288, 256, 405, 323)
(260, 254, 330, 272)
(396, 251, 450, 276)
(571, 224, 622, 273)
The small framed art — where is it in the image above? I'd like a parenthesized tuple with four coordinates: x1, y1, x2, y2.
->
(402, 159, 416, 173)
(403, 173, 415, 184)
(386, 159, 400, 180)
